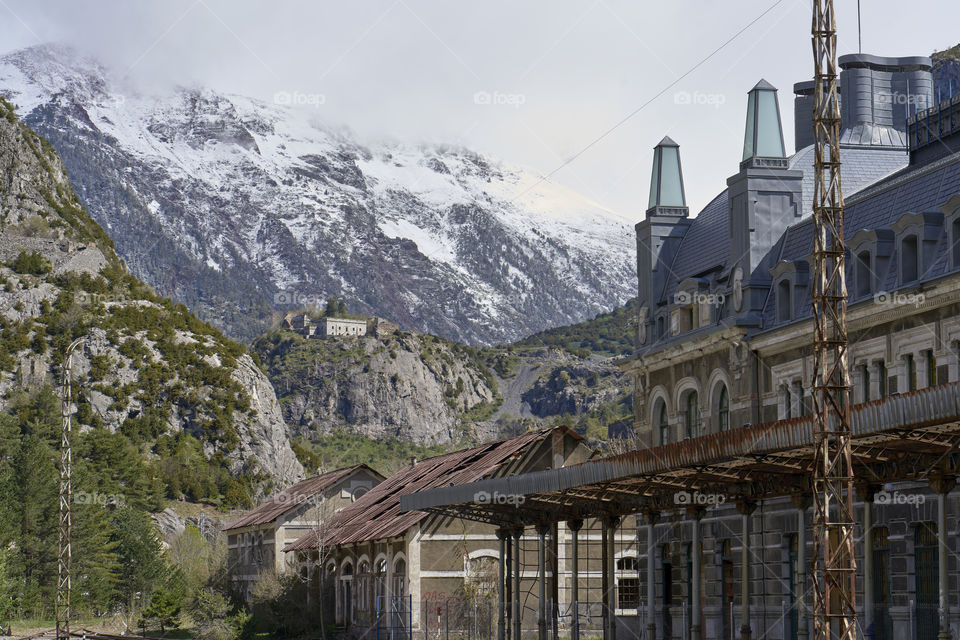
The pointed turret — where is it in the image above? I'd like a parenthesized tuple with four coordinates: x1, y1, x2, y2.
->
(742, 79, 786, 162)
(647, 136, 686, 211)
(636, 137, 691, 343)
(726, 80, 802, 326)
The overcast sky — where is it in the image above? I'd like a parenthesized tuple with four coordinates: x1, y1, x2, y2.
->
(1, 1, 958, 218)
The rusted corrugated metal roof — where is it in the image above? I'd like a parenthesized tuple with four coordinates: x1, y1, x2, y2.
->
(401, 382, 960, 519)
(284, 426, 580, 551)
(225, 464, 380, 531)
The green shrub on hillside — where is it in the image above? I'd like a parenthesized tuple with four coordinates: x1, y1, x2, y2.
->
(8, 250, 51, 275)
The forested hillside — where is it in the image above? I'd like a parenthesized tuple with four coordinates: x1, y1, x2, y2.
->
(0, 96, 299, 626)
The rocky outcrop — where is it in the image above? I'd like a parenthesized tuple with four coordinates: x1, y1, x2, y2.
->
(258, 330, 496, 445)
(521, 360, 624, 418)
(229, 354, 303, 484)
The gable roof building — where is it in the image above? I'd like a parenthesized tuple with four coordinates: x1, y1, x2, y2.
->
(225, 464, 384, 600)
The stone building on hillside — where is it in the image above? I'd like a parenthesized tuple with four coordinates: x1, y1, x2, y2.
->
(319, 316, 367, 338)
(283, 313, 371, 339)
(370, 316, 399, 338)
(225, 465, 384, 601)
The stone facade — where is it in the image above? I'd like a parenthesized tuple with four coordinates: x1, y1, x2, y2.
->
(616, 52, 960, 640)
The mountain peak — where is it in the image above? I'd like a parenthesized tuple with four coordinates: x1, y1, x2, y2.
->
(0, 44, 635, 346)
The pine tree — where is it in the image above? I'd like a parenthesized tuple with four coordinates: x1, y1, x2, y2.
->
(12, 433, 58, 618)
(142, 587, 180, 634)
(110, 508, 167, 610)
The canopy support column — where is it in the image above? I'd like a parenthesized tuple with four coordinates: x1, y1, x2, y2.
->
(738, 500, 757, 640)
(569, 520, 583, 640)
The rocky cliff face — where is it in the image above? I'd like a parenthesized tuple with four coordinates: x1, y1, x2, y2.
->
(0, 96, 302, 492)
(521, 360, 624, 418)
(256, 329, 497, 445)
(0, 44, 635, 346)
(255, 324, 630, 446)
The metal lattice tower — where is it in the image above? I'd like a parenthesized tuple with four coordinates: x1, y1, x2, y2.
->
(810, 2, 856, 640)
(57, 338, 84, 639)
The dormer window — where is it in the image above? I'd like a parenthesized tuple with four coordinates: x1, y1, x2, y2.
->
(901, 234, 919, 283)
(891, 211, 943, 287)
(941, 194, 960, 271)
(850, 228, 894, 298)
(671, 278, 718, 335)
(776, 280, 792, 322)
(769, 259, 807, 323)
(855, 251, 872, 297)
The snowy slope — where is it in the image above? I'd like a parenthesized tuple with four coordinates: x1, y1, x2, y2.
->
(0, 44, 635, 344)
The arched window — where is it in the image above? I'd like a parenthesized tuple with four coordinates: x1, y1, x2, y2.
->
(777, 279, 792, 322)
(656, 400, 669, 445)
(717, 385, 729, 432)
(374, 559, 387, 606)
(901, 235, 919, 283)
(393, 558, 406, 598)
(684, 391, 699, 439)
(340, 561, 354, 625)
(657, 316, 665, 337)
(782, 385, 792, 419)
(856, 251, 872, 297)
(358, 560, 370, 615)
(466, 555, 499, 600)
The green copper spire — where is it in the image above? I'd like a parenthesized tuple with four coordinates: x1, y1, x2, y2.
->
(648, 136, 686, 210)
(742, 79, 786, 161)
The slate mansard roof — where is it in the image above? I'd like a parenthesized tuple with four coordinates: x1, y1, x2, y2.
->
(758, 151, 960, 329)
(656, 143, 910, 312)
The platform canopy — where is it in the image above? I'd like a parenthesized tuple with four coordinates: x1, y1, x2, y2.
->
(400, 383, 960, 527)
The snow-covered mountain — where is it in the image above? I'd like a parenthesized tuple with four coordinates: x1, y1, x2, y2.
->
(0, 45, 635, 344)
